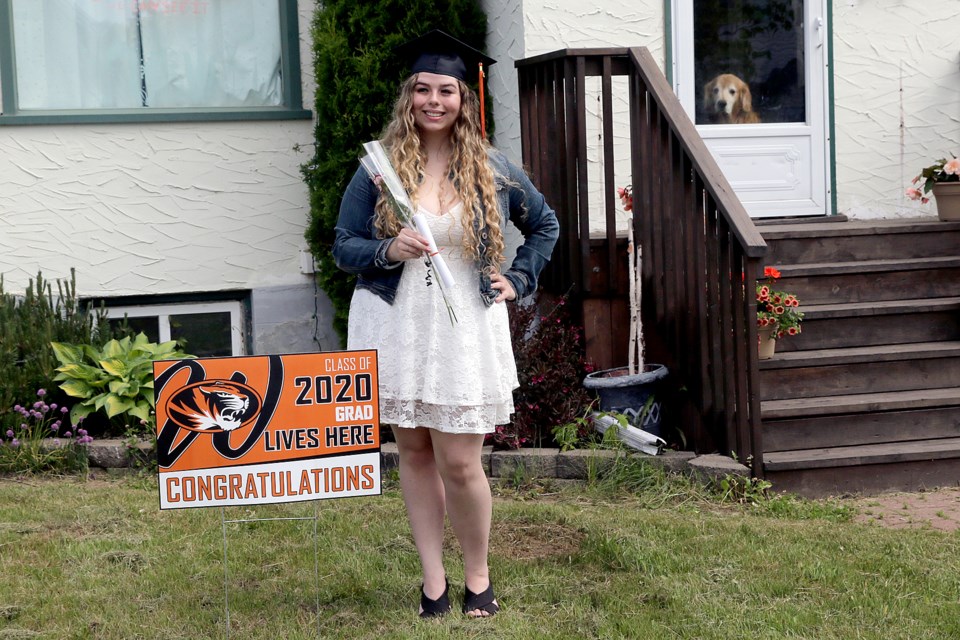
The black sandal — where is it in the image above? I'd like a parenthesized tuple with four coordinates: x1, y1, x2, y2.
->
(462, 582, 500, 617)
(419, 580, 451, 618)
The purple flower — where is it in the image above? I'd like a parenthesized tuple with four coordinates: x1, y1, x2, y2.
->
(37, 389, 46, 397)
(50, 403, 57, 410)
(78, 429, 88, 436)
(10, 439, 19, 448)
(13, 404, 21, 412)
(64, 431, 72, 437)
(33, 401, 42, 410)
(60, 407, 68, 414)
(4, 430, 12, 438)
(20, 423, 27, 430)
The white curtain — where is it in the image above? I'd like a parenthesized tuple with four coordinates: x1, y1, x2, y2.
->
(13, 0, 142, 109)
(11, 0, 282, 110)
(140, 0, 282, 108)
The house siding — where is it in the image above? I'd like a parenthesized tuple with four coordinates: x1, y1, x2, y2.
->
(482, 0, 959, 220)
(833, 0, 960, 219)
(0, 1, 336, 353)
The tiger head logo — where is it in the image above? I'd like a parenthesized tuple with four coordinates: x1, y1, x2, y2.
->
(165, 380, 262, 433)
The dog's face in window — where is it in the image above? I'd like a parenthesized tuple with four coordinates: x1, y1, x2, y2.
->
(702, 73, 760, 124)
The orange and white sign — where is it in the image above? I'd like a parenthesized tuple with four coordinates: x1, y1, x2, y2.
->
(153, 351, 380, 509)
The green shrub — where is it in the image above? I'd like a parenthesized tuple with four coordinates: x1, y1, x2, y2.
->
(302, 0, 490, 342)
(0, 270, 111, 434)
(51, 333, 192, 437)
(491, 296, 596, 450)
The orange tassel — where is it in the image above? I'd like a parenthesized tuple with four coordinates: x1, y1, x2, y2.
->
(479, 62, 486, 139)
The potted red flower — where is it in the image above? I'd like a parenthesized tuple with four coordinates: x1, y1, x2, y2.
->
(756, 266, 803, 359)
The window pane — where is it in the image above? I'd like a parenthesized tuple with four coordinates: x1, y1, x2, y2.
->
(12, 0, 143, 109)
(169, 312, 232, 358)
(11, 0, 282, 110)
(140, 1, 282, 108)
(693, 0, 805, 125)
(109, 316, 160, 343)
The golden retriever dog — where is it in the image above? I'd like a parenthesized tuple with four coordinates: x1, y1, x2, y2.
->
(702, 73, 760, 124)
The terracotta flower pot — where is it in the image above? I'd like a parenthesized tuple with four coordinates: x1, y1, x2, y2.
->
(933, 183, 960, 222)
(758, 326, 776, 360)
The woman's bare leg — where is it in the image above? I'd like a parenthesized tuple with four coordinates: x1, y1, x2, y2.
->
(429, 430, 497, 616)
(391, 426, 447, 603)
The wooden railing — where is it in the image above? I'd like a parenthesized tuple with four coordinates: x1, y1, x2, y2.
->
(516, 47, 768, 475)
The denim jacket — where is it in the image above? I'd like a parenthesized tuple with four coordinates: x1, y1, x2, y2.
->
(332, 149, 560, 305)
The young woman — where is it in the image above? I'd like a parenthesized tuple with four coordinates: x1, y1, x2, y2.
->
(332, 30, 559, 618)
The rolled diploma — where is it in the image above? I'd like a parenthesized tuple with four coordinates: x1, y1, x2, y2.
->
(412, 213, 456, 289)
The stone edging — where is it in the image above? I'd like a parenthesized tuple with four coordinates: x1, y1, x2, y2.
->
(83, 439, 749, 484)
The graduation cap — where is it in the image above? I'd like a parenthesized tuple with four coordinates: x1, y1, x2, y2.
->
(397, 29, 496, 137)
(398, 29, 496, 83)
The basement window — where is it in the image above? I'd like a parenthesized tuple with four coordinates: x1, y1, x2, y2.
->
(102, 299, 246, 357)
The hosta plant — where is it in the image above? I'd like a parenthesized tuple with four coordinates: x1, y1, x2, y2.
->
(51, 333, 192, 436)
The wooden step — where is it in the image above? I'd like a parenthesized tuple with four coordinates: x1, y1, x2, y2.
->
(769, 257, 960, 305)
(755, 219, 960, 495)
(761, 218, 960, 264)
(759, 342, 960, 400)
(777, 298, 960, 352)
(761, 388, 960, 451)
(765, 436, 960, 471)
(764, 437, 960, 496)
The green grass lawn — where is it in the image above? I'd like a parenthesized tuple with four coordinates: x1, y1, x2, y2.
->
(1, 467, 958, 639)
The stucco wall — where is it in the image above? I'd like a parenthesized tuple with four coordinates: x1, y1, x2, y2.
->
(0, 1, 332, 353)
(833, 0, 960, 219)
(486, 0, 960, 221)
(485, 0, 665, 168)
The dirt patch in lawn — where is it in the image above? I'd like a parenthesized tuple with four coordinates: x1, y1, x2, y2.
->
(853, 486, 960, 532)
(489, 519, 586, 560)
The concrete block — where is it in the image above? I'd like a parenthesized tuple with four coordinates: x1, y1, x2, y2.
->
(686, 453, 750, 482)
(85, 439, 152, 469)
(480, 445, 493, 475)
(652, 450, 698, 475)
(490, 448, 558, 479)
(380, 442, 399, 470)
(556, 448, 620, 479)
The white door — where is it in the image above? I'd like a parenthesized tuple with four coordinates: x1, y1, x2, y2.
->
(672, 0, 830, 218)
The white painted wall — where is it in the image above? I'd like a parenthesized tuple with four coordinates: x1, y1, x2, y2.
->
(484, 0, 665, 167)
(833, 0, 960, 219)
(484, 0, 960, 220)
(483, 0, 665, 235)
(0, 1, 333, 353)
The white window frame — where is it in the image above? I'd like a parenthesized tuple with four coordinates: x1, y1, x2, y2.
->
(105, 300, 245, 356)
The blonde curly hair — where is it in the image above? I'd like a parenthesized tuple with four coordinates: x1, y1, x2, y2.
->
(373, 74, 505, 273)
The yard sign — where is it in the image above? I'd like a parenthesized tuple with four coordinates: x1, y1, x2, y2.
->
(153, 351, 380, 510)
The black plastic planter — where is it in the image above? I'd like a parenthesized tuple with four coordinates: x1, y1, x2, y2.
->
(582, 364, 668, 437)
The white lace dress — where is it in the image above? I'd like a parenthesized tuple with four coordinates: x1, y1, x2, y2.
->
(347, 204, 519, 434)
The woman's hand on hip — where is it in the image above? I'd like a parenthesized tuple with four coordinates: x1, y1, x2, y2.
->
(490, 273, 516, 303)
(386, 228, 431, 262)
